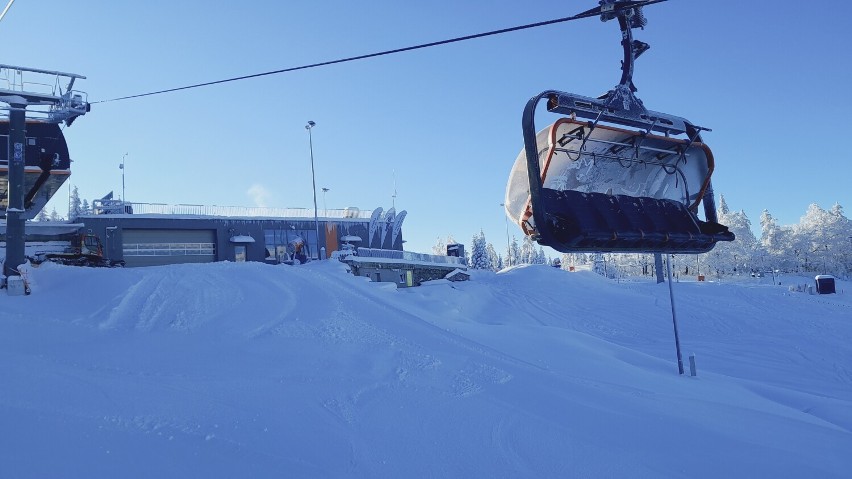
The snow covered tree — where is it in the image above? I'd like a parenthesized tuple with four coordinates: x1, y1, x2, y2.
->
(520, 236, 537, 264)
(709, 202, 758, 275)
(81, 199, 92, 216)
(790, 203, 851, 275)
(560, 253, 572, 271)
(69, 186, 82, 220)
(759, 210, 781, 251)
(718, 194, 730, 216)
(758, 209, 793, 272)
(431, 236, 446, 256)
(469, 231, 490, 270)
(533, 247, 547, 265)
(48, 207, 62, 221)
(485, 243, 501, 271)
(506, 237, 521, 267)
(35, 208, 49, 222)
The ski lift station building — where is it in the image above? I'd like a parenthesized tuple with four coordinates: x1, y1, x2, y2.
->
(69, 201, 406, 268)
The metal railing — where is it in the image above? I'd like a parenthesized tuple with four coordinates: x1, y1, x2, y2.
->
(0, 64, 89, 123)
(356, 247, 465, 265)
(92, 200, 373, 219)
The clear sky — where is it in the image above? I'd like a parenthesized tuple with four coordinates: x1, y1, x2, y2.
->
(3, 0, 851, 255)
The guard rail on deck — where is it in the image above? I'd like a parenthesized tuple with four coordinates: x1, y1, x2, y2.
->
(92, 200, 373, 219)
(356, 247, 465, 265)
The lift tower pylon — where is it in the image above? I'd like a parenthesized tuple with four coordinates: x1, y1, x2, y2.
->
(1, 64, 89, 283)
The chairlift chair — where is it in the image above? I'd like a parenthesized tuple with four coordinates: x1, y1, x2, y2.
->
(504, 0, 734, 254)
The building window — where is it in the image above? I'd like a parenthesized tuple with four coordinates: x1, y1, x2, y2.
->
(264, 228, 319, 262)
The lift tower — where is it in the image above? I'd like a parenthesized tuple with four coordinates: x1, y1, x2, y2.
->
(1, 64, 89, 283)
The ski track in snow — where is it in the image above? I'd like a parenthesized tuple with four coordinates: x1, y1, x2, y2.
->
(1, 261, 851, 478)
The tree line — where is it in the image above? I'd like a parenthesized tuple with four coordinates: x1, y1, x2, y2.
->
(33, 186, 92, 222)
(438, 195, 852, 279)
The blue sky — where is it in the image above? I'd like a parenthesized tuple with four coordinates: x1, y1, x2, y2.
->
(4, 0, 851, 255)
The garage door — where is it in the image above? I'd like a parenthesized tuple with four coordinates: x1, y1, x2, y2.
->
(122, 229, 216, 267)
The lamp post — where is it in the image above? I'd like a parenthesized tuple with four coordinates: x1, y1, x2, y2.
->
(500, 203, 511, 266)
(306, 121, 321, 260)
(322, 187, 330, 217)
(120, 153, 127, 201)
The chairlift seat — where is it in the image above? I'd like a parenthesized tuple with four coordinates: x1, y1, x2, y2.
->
(502, 3, 739, 255)
(541, 188, 733, 253)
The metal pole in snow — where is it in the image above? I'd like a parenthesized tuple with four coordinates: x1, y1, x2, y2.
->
(666, 255, 684, 375)
(654, 253, 664, 283)
(306, 121, 321, 260)
(500, 203, 511, 267)
(4, 102, 27, 280)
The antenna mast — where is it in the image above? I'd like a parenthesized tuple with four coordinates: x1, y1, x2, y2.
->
(392, 170, 397, 209)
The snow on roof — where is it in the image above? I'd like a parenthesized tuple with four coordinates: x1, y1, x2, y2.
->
(229, 235, 256, 243)
(0, 221, 84, 236)
(445, 268, 470, 279)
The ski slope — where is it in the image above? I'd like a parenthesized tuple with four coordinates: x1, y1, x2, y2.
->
(2, 261, 850, 478)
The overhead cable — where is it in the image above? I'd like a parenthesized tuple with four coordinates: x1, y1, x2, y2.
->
(94, 0, 669, 104)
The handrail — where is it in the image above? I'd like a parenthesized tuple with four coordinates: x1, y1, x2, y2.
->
(91, 200, 374, 219)
(356, 247, 464, 265)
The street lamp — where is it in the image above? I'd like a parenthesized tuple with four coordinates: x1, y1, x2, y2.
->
(120, 153, 128, 202)
(500, 203, 511, 266)
(306, 121, 321, 260)
(321, 187, 330, 217)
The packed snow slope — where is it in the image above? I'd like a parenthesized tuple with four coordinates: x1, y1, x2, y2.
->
(2, 261, 851, 478)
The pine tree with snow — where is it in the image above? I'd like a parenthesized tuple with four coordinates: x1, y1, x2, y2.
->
(432, 236, 446, 256)
(81, 199, 92, 216)
(790, 202, 851, 274)
(711, 199, 758, 275)
(69, 186, 82, 220)
(48, 207, 62, 221)
(469, 231, 490, 270)
(520, 236, 537, 264)
(535, 247, 548, 265)
(506, 237, 521, 267)
(759, 210, 779, 249)
(718, 194, 730, 216)
(485, 243, 501, 271)
(35, 208, 49, 222)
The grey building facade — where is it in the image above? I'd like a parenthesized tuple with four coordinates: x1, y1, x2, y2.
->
(75, 208, 403, 267)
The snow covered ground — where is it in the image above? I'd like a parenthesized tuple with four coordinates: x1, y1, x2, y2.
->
(2, 261, 850, 478)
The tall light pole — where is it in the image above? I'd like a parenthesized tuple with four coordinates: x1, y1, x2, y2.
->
(500, 203, 511, 266)
(321, 187, 330, 217)
(306, 121, 321, 260)
(120, 153, 127, 201)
